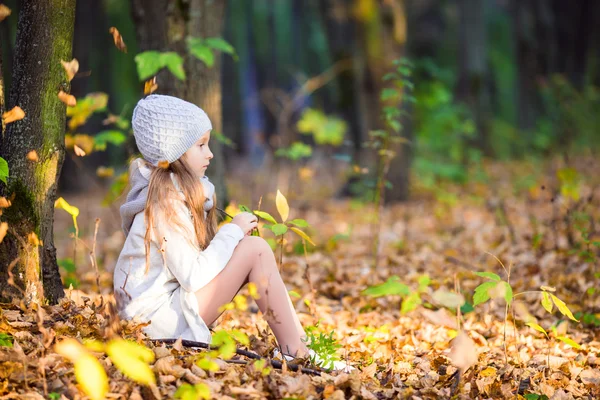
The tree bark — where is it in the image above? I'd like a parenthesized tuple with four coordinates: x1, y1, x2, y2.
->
(131, 0, 228, 206)
(0, 0, 76, 305)
(457, 0, 492, 155)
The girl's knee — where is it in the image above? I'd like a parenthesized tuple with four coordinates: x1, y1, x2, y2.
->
(239, 236, 272, 257)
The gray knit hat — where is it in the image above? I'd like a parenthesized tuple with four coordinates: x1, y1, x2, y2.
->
(132, 94, 212, 166)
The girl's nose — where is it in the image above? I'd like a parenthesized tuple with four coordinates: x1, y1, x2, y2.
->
(207, 149, 213, 160)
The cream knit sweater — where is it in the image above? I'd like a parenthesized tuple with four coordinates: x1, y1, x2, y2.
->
(113, 170, 244, 343)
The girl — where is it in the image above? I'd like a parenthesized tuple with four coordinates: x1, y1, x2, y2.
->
(113, 94, 350, 371)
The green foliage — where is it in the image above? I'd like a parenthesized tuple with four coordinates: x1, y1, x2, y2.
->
(297, 108, 347, 146)
(363, 274, 431, 314)
(58, 258, 80, 288)
(103, 171, 129, 207)
(0, 332, 14, 347)
(473, 273, 512, 306)
(135, 51, 185, 81)
(524, 394, 549, 400)
(93, 130, 127, 151)
(362, 276, 410, 298)
(275, 142, 313, 161)
(48, 393, 61, 400)
(187, 37, 237, 68)
(304, 324, 342, 371)
(412, 59, 478, 185)
(0, 156, 8, 184)
(557, 167, 581, 201)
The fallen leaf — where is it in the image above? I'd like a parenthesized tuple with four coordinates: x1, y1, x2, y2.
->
(144, 76, 158, 95)
(448, 331, 477, 372)
(0, 4, 11, 21)
(109, 27, 127, 53)
(0, 222, 8, 243)
(61, 59, 79, 82)
(27, 150, 38, 162)
(73, 145, 86, 157)
(2, 106, 25, 124)
(58, 90, 76, 107)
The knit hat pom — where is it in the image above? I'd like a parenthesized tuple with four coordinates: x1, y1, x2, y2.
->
(132, 95, 212, 166)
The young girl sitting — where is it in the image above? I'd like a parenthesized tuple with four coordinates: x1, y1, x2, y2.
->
(113, 94, 350, 371)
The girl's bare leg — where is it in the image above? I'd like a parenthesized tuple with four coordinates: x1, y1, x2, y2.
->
(194, 236, 308, 356)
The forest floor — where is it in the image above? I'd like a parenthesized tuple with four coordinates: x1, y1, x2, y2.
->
(1, 156, 600, 399)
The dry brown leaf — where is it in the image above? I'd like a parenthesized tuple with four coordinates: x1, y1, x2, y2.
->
(28, 232, 41, 246)
(2, 106, 25, 124)
(0, 197, 11, 208)
(0, 4, 11, 21)
(0, 222, 8, 244)
(448, 331, 477, 372)
(61, 59, 79, 82)
(73, 145, 86, 157)
(58, 90, 76, 107)
(27, 150, 39, 162)
(109, 27, 127, 53)
(144, 76, 158, 95)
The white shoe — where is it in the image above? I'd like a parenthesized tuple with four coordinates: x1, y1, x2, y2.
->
(272, 348, 355, 373)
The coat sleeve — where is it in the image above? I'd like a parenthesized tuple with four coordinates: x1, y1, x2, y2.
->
(160, 201, 245, 293)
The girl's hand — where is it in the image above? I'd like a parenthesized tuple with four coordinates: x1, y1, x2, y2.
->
(231, 212, 258, 235)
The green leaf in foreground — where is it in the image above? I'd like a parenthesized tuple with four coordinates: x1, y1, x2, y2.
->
(0, 157, 8, 184)
(473, 281, 498, 306)
(271, 223, 288, 236)
(474, 272, 502, 281)
(253, 210, 277, 225)
(363, 276, 410, 298)
(0, 332, 14, 347)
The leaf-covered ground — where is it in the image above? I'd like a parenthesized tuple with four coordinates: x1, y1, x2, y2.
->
(1, 158, 600, 399)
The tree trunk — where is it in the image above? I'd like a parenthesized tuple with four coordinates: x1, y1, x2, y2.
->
(0, 0, 76, 305)
(131, 0, 228, 206)
(457, 0, 492, 155)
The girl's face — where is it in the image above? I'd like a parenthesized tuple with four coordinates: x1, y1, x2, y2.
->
(183, 130, 213, 177)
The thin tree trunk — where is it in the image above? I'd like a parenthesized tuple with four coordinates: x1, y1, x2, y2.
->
(131, 0, 228, 206)
(457, 0, 492, 155)
(0, 0, 76, 305)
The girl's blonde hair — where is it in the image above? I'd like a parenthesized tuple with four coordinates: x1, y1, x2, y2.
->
(142, 157, 218, 271)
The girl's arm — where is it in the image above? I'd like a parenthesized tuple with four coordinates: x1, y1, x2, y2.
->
(160, 201, 245, 292)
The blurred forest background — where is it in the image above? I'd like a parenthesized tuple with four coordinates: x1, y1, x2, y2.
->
(1, 1, 600, 398)
(2, 0, 599, 204)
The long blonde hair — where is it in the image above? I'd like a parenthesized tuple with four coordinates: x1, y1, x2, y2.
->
(142, 157, 218, 270)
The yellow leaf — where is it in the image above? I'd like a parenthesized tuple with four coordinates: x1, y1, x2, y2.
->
(0, 197, 11, 208)
(58, 90, 76, 107)
(0, 4, 11, 22)
(233, 294, 248, 311)
(289, 227, 316, 247)
(73, 144, 86, 157)
(84, 339, 106, 353)
(247, 282, 260, 299)
(2, 106, 25, 124)
(75, 355, 109, 400)
(275, 190, 289, 222)
(479, 367, 496, 377)
(526, 322, 548, 338)
(55, 338, 108, 400)
(96, 166, 114, 178)
(144, 76, 158, 95)
(28, 232, 40, 246)
(26, 150, 38, 162)
(0, 222, 8, 243)
(61, 59, 79, 82)
(550, 294, 579, 322)
(541, 291, 553, 313)
(55, 197, 79, 233)
(106, 339, 155, 386)
(109, 27, 128, 53)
